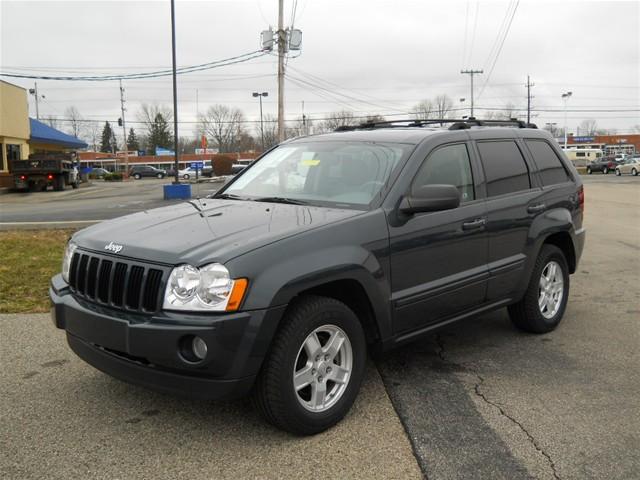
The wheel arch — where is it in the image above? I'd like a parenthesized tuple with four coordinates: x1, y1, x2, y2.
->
(543, 231, 576, 273)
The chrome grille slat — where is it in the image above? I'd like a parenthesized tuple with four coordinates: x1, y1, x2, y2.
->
(68, 251, 166, 314)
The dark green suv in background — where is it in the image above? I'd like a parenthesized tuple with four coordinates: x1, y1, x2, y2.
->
(50, 119, 585, 435)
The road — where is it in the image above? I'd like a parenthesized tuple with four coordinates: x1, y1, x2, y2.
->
(1, 178, 639, 479)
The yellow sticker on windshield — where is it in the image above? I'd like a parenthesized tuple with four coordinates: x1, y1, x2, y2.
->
(301, 159, 320, 166)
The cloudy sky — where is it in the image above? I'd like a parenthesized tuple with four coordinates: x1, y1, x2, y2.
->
(1, 0, 638, 142)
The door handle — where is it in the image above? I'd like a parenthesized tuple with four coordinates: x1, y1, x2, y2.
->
(462, 218, 486, 230)
(527, 203, 546, 214)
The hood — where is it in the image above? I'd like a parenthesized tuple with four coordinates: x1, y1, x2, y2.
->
(73, 199, 362, 266)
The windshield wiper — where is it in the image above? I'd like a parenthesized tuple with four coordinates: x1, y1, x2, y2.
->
(213, 193, 250, 200)
(253, 196, 310, 205)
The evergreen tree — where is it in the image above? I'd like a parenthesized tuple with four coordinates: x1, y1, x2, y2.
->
(146, 113, 173, 155)
(100, 122, 114, 153)
(127, 128, 140, 151)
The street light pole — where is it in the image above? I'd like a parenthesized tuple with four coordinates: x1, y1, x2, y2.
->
(561, 91, 572, 149)
(253, 92, 268, 151)
(170, 0, 180, 185)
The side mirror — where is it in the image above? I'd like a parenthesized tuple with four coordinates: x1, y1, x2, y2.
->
(400, 184, 461, 214)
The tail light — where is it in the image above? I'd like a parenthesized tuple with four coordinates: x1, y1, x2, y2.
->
(47, 174, 54, 180)
(578, 185, 584, 213)
(20, 175, 26, 181)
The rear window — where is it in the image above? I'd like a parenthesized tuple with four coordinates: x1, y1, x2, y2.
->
(476, 140, 531, 197)
(525, 140, 570, 186)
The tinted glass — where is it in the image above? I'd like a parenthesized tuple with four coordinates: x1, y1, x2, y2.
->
(413, 143, 474, 202)
(224, 141, 411, 208)
(477, 141, 530, 197)
(526, 140, 570, 186)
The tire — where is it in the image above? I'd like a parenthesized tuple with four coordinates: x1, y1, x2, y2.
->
(508, 245, 570, 334)
(633, 168, 638, 176)
(134, 173, 141, 180)
(603, 167, 608, 174)
(253, 295, 367, 435)
(586, 167, 592, 174)
(71, 179, 79, 189)
(183, 174, 190, 180)
(157, 173, 164, 179)
(615, 169, 621, 176)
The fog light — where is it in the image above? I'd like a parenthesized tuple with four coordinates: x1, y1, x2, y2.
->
(192, 336, 208, 360)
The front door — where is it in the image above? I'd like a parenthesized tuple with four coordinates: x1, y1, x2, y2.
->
(389, 142, 489, 334)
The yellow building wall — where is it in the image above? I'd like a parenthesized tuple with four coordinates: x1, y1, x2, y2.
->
(29, 142, 68, 155)
(0, 81, 30, 141)
(0, 80, 30, 179)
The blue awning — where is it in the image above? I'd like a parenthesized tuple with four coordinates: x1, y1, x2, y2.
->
(29, 118, 88, 149)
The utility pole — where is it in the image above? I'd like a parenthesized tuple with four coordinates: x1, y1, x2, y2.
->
(525, 75, 535, 124)
(119, 79, 129, 178)
(277, 0, 285, 142)
(28, 82, 42, 120)
(561, 91, 572, 149)
(460, 69, 483, 118)
(302, 100, 307, 136)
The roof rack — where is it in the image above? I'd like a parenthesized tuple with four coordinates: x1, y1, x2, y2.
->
(334, 117, 538, 132)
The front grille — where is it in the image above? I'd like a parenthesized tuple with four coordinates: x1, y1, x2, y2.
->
(68, 251, 167, 313)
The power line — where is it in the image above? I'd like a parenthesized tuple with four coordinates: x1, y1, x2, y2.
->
(477, 0, 520, 100)
(0, 51, 268, 81)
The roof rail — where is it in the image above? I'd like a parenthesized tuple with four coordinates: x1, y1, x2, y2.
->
(334, 118, 537, 132)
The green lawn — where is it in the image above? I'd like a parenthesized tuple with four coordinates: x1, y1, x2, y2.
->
(0, 229, 75, 313)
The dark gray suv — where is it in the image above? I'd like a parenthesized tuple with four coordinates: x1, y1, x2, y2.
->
(50, 119, 585, 435)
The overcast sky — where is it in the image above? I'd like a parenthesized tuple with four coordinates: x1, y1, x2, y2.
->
(1, 0, 638, 141)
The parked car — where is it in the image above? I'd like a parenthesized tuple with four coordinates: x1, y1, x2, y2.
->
(615, 157, 640, 176)
(129, 165, 167, 179)
(231, 160, 253, 175)
(91, 167, 111, 178)
(586, 157, 619, 174)
(50, 119, 585, 435)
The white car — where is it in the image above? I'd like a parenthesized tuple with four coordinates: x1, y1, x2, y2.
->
(178, 167, 195, 179)
(615, 156, 640, 176)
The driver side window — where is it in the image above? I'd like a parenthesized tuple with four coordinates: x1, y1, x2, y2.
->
(412, 143, 475, 203)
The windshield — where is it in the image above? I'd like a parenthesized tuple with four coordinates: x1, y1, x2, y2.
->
(220, 141, 411, 208)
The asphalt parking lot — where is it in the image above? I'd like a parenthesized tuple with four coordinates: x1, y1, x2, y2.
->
(1, 176, 639, 479)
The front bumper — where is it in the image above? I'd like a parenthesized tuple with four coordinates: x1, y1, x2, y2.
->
(50, 274, 285, 400)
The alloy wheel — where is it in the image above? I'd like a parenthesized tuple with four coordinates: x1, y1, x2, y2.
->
(293, 325, 353, 413)
(538, 261, 564, 319)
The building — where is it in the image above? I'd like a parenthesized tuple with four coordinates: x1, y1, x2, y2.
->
(0, 80, 88, 188)
(0, 81, 30, 187)
(566, 134, 640, 156)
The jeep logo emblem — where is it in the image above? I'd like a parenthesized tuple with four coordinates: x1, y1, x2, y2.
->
(104, 242, 124, 254)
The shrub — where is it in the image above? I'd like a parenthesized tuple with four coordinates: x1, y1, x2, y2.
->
(212, 154, 236, 176)
(103, 172, 123, 182)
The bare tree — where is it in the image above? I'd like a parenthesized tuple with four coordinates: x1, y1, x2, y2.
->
(579, 119, 598, 136)
(137, 103, 173, 145)
(411, 99, 434, 119)
(434, 94, 454, 120)
(64, 106, 84, 138)
(87, 122, 101, 151)
(497, 102, 521, 120)
(42, 116, 60, 129)
(320, 110, 357, 132)
(257, 114, 279, 149)
(199, 105, 245, 153)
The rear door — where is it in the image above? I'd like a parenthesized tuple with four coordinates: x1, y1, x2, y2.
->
(388, 141, 489, 334)
(472, 135, 543, 303)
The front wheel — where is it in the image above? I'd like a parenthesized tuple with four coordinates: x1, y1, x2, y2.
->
(615, 169, 621, 176)
(603, 167, 609, 174)
(157, 173, 164, 179)
(586, 167, 592, 174)
(253, 295, 366, 435)
(183, 174, 190, 180)
(632, 168, 638, 176)
(508, 245, 570, 333)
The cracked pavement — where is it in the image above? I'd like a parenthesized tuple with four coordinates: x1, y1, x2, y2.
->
(377, 180, 640, 479)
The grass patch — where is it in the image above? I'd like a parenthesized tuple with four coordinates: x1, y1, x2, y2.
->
(0, 229, 75, 313)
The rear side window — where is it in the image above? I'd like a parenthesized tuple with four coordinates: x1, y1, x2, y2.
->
(525, 140, 570, 186)
(476, 140, 531, 197)
(412, 143, 475, 203)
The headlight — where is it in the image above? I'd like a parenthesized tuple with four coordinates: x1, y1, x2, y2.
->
(163, 263, 248, 312)
(61, 241, 77, 283)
